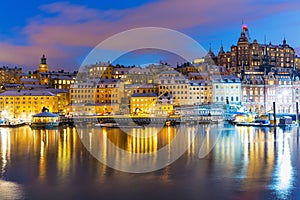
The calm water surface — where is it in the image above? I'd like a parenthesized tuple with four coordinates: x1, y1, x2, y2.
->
(0, 124, 300, 200)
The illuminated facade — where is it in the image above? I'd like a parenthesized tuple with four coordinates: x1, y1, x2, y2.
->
(70, 79, 97, 104)
(38, 54, 49, 85)
(130, 93, 157, 114)
(189, 80, 212, 105)
(158, 75, 189, 106)
(0, 66, 22, 85)
(212, 75, 241, 104)
(0, 89, 69, 120)
(88, 62, 114, 79)
(215, 25, 295, 74)
(95, 79, 120, 104)
(242, 70, 300, 113)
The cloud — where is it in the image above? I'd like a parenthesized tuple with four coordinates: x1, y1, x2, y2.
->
(1, 0, 300, 70)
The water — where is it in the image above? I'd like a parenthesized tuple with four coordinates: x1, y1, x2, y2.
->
(0, 125, 300, 200)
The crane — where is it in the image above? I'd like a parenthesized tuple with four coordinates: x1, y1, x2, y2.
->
(137, 90, 170, 116)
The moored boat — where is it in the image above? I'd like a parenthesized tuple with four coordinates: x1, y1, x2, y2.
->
(236, 119, 272, 127)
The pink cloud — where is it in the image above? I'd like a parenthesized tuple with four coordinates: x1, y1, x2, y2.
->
(1, 0, 300, 70)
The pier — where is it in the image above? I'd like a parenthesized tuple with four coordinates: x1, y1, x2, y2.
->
(60, 115, 225, 126)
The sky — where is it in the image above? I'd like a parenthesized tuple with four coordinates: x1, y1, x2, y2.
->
(1, 0, 300, 71)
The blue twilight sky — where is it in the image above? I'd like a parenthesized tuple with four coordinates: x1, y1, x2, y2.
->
(1, 0, 300, 71)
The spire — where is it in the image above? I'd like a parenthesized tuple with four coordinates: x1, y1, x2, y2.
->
(283, 36, 287, 46)
(41, 54, 47, 65)
(218, 40, 225, 55)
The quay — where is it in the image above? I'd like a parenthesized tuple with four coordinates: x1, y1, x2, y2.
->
(59, 115, 225, 126)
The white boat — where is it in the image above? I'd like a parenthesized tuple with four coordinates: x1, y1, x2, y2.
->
(95, 123, 119, 128)
(236, 119, 272, 127)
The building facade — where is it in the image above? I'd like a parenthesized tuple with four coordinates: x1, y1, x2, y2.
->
(212, 75, 242, 104)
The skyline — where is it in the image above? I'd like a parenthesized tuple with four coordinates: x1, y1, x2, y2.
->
(1, 0, 300, 71)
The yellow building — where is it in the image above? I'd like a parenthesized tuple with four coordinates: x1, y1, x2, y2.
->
(0, 89, 69, 120)
(70, 79, 97, 104)
(130, 93, 157, 114)
(95, 79, 120, 104)
(158, 75, 189, 106)
(0, 66, 22, 85)
(88, 62, 114, 79)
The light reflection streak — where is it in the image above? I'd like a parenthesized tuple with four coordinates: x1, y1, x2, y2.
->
(270, 129, 294, 199)
(0, 128, 9, 177)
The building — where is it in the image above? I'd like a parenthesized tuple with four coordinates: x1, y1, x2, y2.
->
(212, 75, 241, 104)
(0, 66, 22, 85)
(70, 79, 97, 104)
(158, 75, 189, 106)
(241, 65, 300, 114)
(88, 62, 114, 79)
(188, 80, 212, 105)
(95, 79, 120, 104)
(215, 25, 295, 74)
(49, 72, 76, 89)
(0, 89, 69, 120)
(130, 93, 157, 114)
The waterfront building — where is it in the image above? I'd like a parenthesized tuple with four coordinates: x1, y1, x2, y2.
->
(212, 75, 241, 104)
(158, 74, 189, 106)
(130, 93, 157, 114)
(241, 66, 300, 114)
(0, 89, 69, 120)
(188, 80, 212, 105)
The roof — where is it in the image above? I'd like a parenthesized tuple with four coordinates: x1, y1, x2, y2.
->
(33, 112, 59, 118)
(211, 75, 241, 83)
(0, 89, 68, 97)
(189, 80, 211, 86)
(21, 78, 39, 82)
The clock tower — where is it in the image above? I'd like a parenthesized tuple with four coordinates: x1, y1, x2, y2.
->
(39, 54, 48, 73)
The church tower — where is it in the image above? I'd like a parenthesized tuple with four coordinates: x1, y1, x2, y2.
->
(39, 54, 49, 73)
(38, 54, 49, 85)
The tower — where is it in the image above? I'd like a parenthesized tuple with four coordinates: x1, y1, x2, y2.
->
(236, 24, 250, 72)
(38, 54, 49, 85)
(39, 54, 49, 73)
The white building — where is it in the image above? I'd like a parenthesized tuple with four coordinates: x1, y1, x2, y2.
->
(212, 75, 241, 104)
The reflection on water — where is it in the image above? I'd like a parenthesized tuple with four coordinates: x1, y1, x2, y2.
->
(0, 125, 299, 199)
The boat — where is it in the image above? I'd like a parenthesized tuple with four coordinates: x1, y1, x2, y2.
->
(95, 123, 119, 128)
(0, 120, 26, 128)
(278, 116, 295, 127)
(236, 119, 272, 127)
(0, 118, 27, 128)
